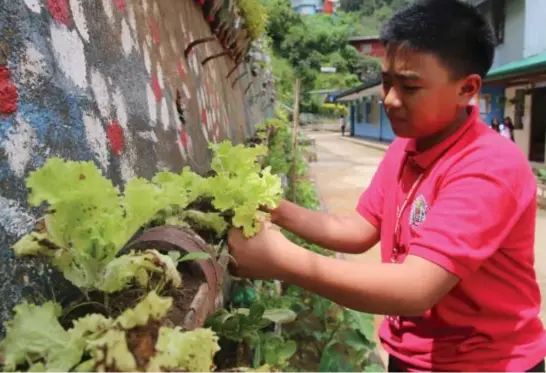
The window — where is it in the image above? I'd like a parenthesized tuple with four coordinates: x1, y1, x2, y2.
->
(491, 0, 505, 45)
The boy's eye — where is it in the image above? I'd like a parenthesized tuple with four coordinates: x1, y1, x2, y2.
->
(403, 86, 421, 92)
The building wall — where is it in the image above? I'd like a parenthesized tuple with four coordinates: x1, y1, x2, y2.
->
(523, 0, 546, 58)
(349, 40, 385, 58)
(350, 96, 395, 142)
(493, 0, 525, 68)
(0, 0, 271, 332)
(478, 85, 506, 125)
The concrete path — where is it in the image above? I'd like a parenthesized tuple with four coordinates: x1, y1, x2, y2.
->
(305, 130, 546, 365)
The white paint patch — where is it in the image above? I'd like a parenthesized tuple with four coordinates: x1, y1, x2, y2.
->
(0, 196, 36, 237)
(143, 47, 152, 73)
(146, 85, 157, 125)
(170, 36, 179, 55)
(1, 114, 36, 178)
(119, 145, 137, 183)
(127, 2, 137, 32)
(159, 44, 167, 60)
(24, 0, 41, 13)
(70, 0, 90, 42)
(182, 83, 191, 100)
(89, 69, 112, 119)
(102, 0, 115, 23)
(160, 98, 170, 130)
(82, 113, 109, 171)
(152, 2, 160, 17)
(112, 86, 128, 129)
(50, 23, 88, 89)
(138, 130, 158, 143)
(142, 0, 149, 14)
(157, 67, 164, 89)
(17, 42, 49, 86)
(121, 19, 135, 56)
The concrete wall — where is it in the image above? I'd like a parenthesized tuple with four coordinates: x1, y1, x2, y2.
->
(0, 0, 272, 332)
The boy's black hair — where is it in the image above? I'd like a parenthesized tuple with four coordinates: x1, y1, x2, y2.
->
(380, 0, 495, 79)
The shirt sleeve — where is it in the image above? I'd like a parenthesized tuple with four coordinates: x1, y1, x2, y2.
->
(408, 158, 531, 280)
(356, 156, 387, 230)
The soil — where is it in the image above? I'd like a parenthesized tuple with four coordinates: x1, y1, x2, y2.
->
(214, 339, 253, 370)
(60, 261, 206, 331)
(126, 320, 161, 368)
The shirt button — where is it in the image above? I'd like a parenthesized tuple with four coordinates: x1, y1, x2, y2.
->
(393, 248, 398, 254)
(390, 257, 397, 263)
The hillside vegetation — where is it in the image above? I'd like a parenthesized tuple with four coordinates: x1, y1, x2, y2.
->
(262, 0, 410, 112)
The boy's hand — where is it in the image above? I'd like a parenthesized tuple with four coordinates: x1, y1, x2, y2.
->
(227, 223, 290, 280)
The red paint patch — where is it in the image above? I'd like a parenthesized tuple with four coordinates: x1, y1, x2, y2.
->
(177, 59, 186, 79)
(107, 120, 125, 156)
(114, 0, 126, 12)
(151, 74, 162, 102)
(201, 109, 208, 128)
(149, 18, 160, 44)
(179, 127, 188, 149)
(207, 15, 215, 23)
(46, 0, 71, 26)
(0, 65, 19, 116)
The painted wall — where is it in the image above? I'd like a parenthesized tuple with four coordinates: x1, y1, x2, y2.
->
(350, 96, 395, 142)
(348, 40, 386, 58)
(523, 0, 546, 58)
(479, 85, 505, 125)
(0, 0, 272, 333)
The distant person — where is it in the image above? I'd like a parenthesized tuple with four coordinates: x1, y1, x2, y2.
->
(491, 117, 500, 132)
(501, 116, 515, 141)
(340, 114, 346, 136)
(227, 1, 545, 372)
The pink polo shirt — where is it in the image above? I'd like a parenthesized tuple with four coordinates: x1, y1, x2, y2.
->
(357, 106, 546, 371)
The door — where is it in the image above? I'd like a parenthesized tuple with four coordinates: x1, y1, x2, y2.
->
(530, 88, 546, 163)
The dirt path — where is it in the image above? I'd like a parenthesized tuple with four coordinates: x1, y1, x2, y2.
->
(305, 129, 546, 366)
(305, 130, 388, 365)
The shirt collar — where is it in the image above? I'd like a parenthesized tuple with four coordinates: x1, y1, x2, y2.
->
(404, 105, 479, 171)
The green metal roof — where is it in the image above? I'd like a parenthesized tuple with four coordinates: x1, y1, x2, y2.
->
(485, 51, 546, 82)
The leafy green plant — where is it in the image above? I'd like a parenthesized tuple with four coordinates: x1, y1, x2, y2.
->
(207, 303, 297, 369)
(10, 158, 198, 293)
(0, 291, 220, 372)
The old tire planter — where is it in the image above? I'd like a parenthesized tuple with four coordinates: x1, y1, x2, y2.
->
(125, 225, 225, 330)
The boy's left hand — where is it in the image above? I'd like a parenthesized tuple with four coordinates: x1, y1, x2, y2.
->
(227, 223, 291, 280)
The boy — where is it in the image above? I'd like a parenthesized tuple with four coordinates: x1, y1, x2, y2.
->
(227, 0, 546, 371)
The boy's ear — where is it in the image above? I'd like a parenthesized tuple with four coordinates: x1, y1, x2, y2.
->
(458, 74, 482, 107)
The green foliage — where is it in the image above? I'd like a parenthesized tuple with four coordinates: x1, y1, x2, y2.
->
(320, 103, 349, 118)
(0, 291, 220, 372)
(206, 141, 283, 237)
(207, 303, 298, 369)
(236, 0, 268, 40)
(12, 141, 283, 293)
(253, 111, 380, 371)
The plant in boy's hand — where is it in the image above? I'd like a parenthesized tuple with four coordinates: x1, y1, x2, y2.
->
(227, 222, 291, 280)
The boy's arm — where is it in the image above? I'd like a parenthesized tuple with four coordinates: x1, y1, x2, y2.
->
(279, 244, 458, 316)
(271, 199, 380, 254)
(229, 154, 523, 316)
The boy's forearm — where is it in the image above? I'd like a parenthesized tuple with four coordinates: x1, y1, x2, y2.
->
(271, 200, 379, 254)
(276, 240, 441, 317)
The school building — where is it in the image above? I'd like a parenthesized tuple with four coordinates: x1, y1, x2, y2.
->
(336, 0, 546, 164)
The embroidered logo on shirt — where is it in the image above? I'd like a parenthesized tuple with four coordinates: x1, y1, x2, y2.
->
(410, 194, 429, 226)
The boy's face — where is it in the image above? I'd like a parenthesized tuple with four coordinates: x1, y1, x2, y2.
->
(380, 44, 481, 139)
